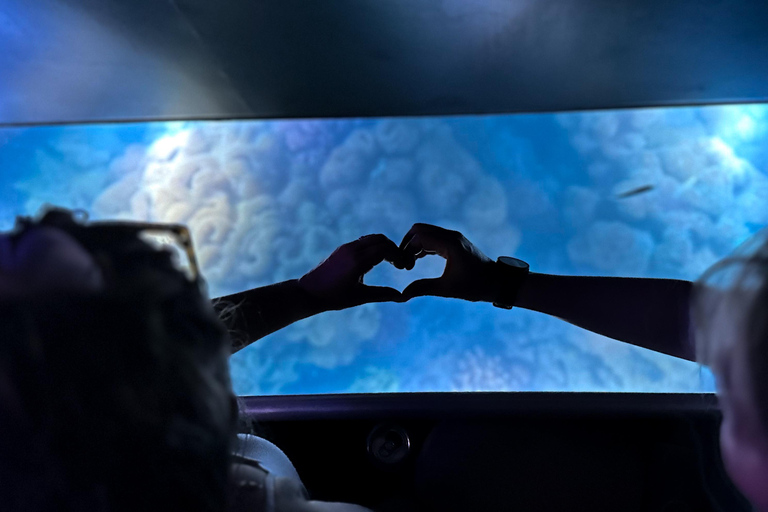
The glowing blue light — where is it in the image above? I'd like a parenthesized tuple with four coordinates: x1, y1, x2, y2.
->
(736, 114, 757, 139)
(4, 104, 766, 396)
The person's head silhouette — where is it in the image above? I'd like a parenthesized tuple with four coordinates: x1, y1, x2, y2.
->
(0, 207, 237, 512)
(693, 229, 768, 509)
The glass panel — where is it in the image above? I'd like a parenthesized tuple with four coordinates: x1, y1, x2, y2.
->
(2, 105, 765, 394)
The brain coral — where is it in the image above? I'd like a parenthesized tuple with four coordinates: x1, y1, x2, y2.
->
(92, 123, 281, 295)
(86, 115, 584, 393)
(373, 119, 421, 154)
(563, 186, 600, 227)
(319, 128, 378, 189)
(15, 131, 124, 215)
(462, 176, 508, 229)
(91, 121, 396, 377)
(282, 303, 382, 369)
(368, 157, 416, 189)
(561, 105, 768, 278)
(14, 111, 733, 395)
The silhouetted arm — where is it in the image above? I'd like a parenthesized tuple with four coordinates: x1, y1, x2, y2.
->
(515, 273, 694, 361)
(215, 234, 407, 354)
(214, 279, 326, 353)
(399, 223, 696, 362)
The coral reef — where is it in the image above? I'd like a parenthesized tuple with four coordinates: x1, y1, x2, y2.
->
(462, 176, 508, 229)
(567, 221, 655, 275)
(561, 104, 768, 280)
(368, 157, 415, 189)
(374, 119, 421, 154)
(228, 338, 302, 396)
(319, 128, 378, 189)
(348, 366, 400, 393)
(92, 123, 281, 294)
(491, 308, 710, 392)
(84, 118, 508, 387)
(10, 105, 760, 395)
(452, 346, 531, 392)
(563, 186, 600, 227)
(15, 130, 126, 215)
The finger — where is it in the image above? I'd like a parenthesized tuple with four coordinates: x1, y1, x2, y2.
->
(399, 235, 417, 270)
(351, 234, 407, 270)
(402, 231, 455, 263)
(402, 277, 449, 299)
(399, 224, 436, 270)
(330, 236, 388, 269)
(341, 233, 391, 253)
(357, 285, 405, 304)
(401, 235, 428, 271)
(401, 233, 435, 271)
(399, 223, 435, 250)
(400, 224, 453, 270)
(402, 224, 459, 258)
(356, 233, 390, 247)
(398, 223, 454, 248)
(357, 236, 408, 270)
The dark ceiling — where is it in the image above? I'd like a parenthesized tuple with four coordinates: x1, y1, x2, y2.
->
(3, 0, 768, 125)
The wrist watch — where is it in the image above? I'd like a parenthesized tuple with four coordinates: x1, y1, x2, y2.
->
(492, 256, 530, 309)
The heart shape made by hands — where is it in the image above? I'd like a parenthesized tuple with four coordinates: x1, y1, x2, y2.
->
(363, 253, 446, 293)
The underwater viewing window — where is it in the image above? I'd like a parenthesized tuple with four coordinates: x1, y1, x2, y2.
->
(2, 104, 766, 395)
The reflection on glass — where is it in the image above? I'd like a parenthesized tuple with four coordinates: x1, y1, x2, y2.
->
(3, 105, 766, 394)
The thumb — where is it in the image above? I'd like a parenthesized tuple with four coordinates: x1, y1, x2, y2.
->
(402, 277, 448, 300)
(357, 285, 405, 305)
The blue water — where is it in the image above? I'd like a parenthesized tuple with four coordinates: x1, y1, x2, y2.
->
(3, 105, 765, 395)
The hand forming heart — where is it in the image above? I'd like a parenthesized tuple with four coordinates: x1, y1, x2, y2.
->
(398, 223, 499, 303)
(298, 224, 500, 309)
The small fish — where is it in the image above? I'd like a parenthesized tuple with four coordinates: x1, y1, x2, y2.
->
(617, 184, 654, 199)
